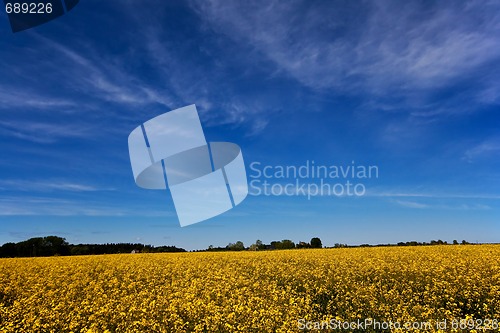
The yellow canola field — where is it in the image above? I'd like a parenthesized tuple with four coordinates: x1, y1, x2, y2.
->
(0, 245, 499, 332)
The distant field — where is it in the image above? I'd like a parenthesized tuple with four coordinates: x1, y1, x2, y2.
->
(1, 245, 499, 332)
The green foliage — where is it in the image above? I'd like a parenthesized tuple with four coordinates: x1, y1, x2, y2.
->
(271, 240, 295, 250)
(227, 241, 245, 251)
(0, 237, 185, 258)
(310, 237, 322, 248)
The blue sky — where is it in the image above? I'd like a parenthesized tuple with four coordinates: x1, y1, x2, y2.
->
(0, 0, 499, 250)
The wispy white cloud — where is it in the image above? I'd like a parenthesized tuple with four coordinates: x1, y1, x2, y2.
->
(367, 189, 500, 200)
(190, 0, 500, 116)
(203, 100, 271, 134)
(463, 137, 500, 162)
(120, 8, 273, 135)
(394, 199, 491, 210)
(0, 196, 174, 217)
(31, 34, 175, 108)
(0, 179, 113, 192)
(0, 120, 94, 143)
(0, 87, 76, 110)
(477, 81, 500, 105)
(30, 21, 270, 135)
(394, 200, 430, 209)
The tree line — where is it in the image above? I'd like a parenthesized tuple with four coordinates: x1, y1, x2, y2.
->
(203, 238, 474, 252)
(205, 237, 323, 252)
(0, 236, 476, 257)
(0, 236, 186, 258)
(353, 239, 471, 248)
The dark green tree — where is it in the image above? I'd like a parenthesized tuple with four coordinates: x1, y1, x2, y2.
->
(0, 242, 16, 257)
(227, 241, 245, 251)
(280, 239, 295, 249)
(310, 237, 322, 248)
